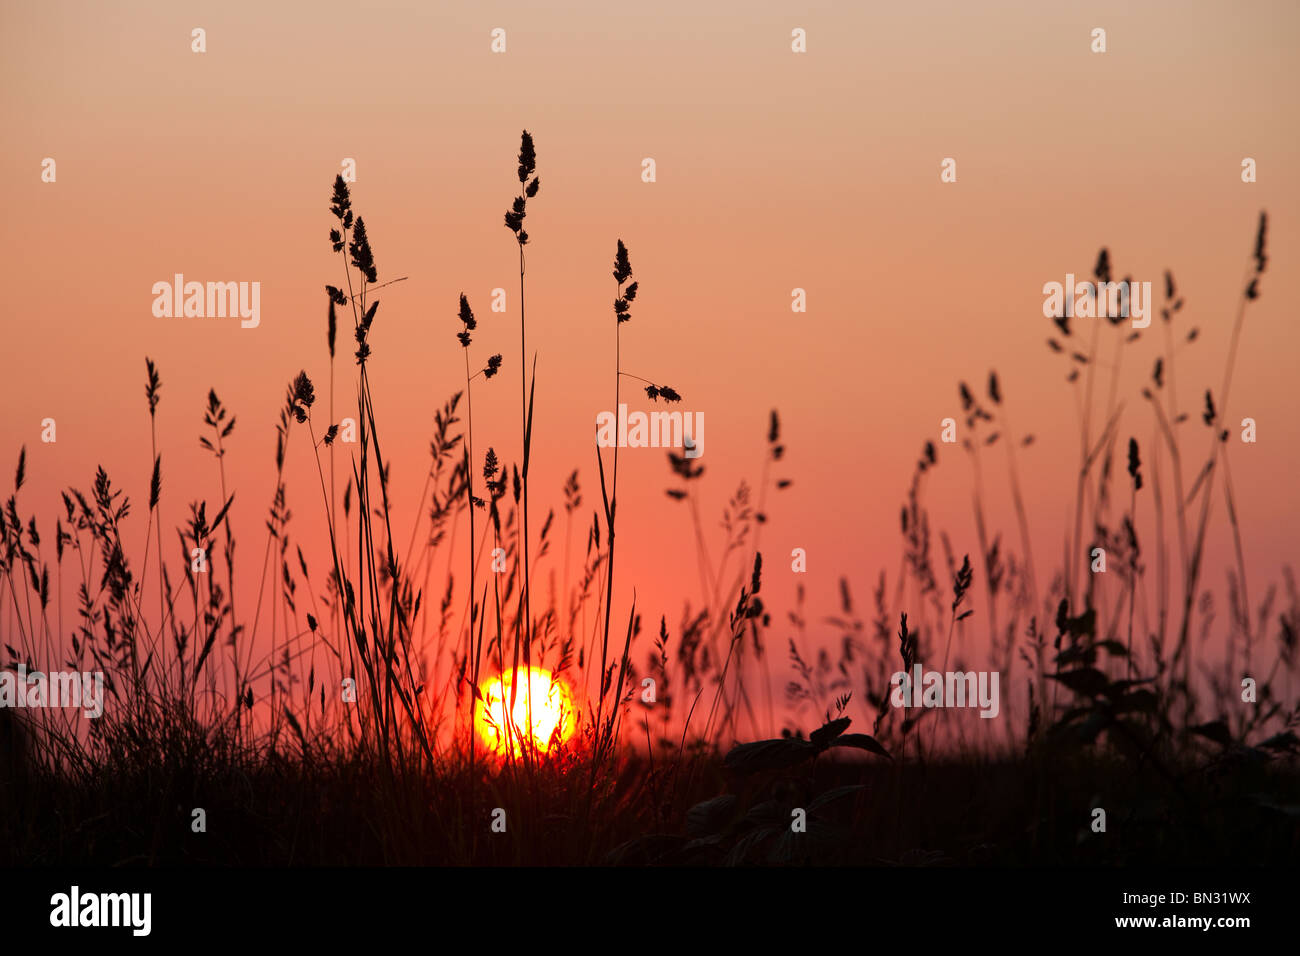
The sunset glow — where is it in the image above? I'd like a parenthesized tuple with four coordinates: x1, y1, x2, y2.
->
(475, 667, 576, 757)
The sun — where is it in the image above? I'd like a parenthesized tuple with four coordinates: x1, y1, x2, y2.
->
(474, 666, 576, 757)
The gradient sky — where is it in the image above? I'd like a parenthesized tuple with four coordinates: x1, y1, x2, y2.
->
(3, 0, 1297, 734)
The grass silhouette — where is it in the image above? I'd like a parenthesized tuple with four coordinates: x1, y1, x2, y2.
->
(0, 138, 1296, 866)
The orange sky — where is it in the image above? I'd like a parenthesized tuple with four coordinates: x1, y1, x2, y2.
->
(3, 0, 1297, 735)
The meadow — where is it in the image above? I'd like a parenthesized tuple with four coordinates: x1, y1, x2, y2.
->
(2, 133, 1296, 866)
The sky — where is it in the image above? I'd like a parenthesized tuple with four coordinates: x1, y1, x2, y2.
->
(2, 0, 1297, 739)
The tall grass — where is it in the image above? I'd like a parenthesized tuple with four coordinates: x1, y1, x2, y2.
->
(0, 147, 1294, 865)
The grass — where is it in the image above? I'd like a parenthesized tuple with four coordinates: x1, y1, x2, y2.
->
(0, 137, 1296, 866)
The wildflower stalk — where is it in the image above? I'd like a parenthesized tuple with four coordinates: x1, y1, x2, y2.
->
(593, 241, 681, 766)
(1177, 213, 1266, 705)
(456, 294, 502, 791)
(503, 131, 540, 767)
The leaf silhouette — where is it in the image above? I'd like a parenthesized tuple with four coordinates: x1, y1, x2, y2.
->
(808, 784, 868, 813)
(685, 794, 738, 837)
(809, 716, 851, 749)
(829, 734, 893, 759)
(723, 737, 815, 774)
(1258, 731, 1300, 754)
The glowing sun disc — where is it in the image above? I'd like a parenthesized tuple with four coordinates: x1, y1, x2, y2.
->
(474, 667, 575, 756)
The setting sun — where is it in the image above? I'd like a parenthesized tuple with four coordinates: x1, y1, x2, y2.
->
(475, 667, 576, 757)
